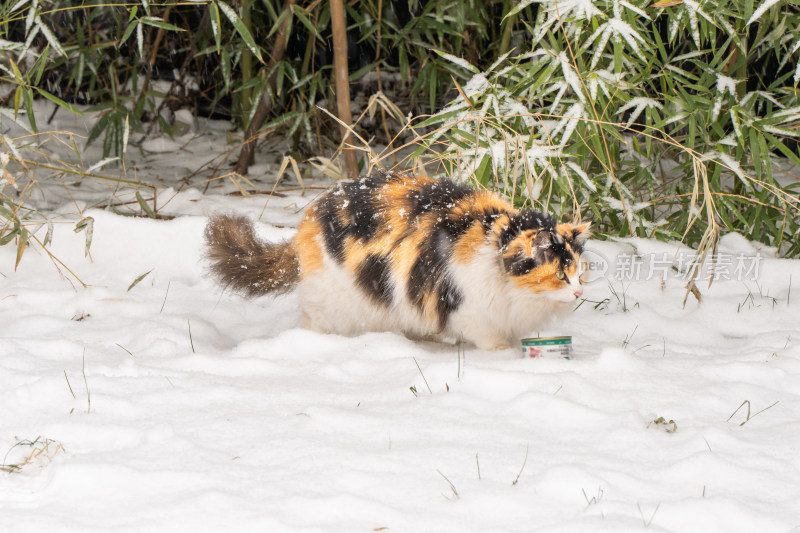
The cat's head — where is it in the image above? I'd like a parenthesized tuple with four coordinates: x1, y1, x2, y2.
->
(497, 211, 591, 302)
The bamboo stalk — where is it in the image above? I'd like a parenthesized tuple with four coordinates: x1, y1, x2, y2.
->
(234, 0, 295, 176)
(499, 6, 517, 57)
(240, 0, 254, 132)
(330, 0, 359, 179)
(132, 6, 173, 122)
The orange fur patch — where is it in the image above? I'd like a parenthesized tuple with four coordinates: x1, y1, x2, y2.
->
(295, 210, 324, 277)
(556, 222, 591, 242)
(555, 223, 573, 238)
(342, 232, 396, 274)
(421, 290, 440, 324)
(511, 262, 565, 293)
(453, 221, 488, 264)
(467, 190, 513, 214)
(390, 220, 428, 281)
(501, 230, 537, 263)
(510, 250, 580, 293)
(381, 175, 433, 209)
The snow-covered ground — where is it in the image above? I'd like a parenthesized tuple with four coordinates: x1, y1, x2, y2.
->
(2, 108, 800, 532)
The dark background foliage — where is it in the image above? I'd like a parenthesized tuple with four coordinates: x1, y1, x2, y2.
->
(1, 0, 799, 261)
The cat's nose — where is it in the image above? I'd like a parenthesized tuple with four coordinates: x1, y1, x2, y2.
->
(573, 287, 583, 298)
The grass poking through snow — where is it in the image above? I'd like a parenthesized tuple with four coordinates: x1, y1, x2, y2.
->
(727, 400, 780, 427)
(82, 348, 91, 414)
(0, 437, 65, 473)
(512, 443, 529, 486)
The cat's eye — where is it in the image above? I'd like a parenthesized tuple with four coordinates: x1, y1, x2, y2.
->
(555, 271, 565, 280)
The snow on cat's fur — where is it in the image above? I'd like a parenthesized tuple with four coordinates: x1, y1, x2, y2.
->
(205, 171, 590, 350)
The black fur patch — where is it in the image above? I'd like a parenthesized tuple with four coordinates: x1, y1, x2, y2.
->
(550, 233, 579, 271)
(407, 244, 439, 310)
(441, 213, 474, 240)
(499, 209, 589, 276)
(480, 209, 505, 231)
(505, 254, 537, 276)
(408, 179, 474, 220)
(356, 254, 394, 306)
(317, 173, 397, 262)
(503, 227, 582, 277)
(403, 178, 508, 327)
(407, 227, 463, 329)
(569, 231, 587, 255)
(316, 192, 348, 263)
(436, 275, 463, 330)
(499, 209, 554, 251)
(343, 174, 387, 242)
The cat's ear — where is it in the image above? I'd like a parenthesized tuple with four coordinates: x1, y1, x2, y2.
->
(572, 222, 591, 245)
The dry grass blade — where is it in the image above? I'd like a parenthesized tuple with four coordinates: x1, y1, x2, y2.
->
(437, 470, 459, 500)
(413, 357, 432, 394)
(82, 348, 90, 414)
(450, 75, 475, 108)
(727, 400, 780, 426)
(273, 155, 305, 189)
(224, 173, 251, 198)
(1, 436, 65, 473)
(64, 370, 76, 399)
(512, 442, 529, 486)
(316, 105, 378, 171)
(308, 156, 347, 181)
(127, 269, 154, 292)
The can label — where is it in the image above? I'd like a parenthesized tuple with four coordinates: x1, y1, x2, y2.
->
(521, 336, 572, 359)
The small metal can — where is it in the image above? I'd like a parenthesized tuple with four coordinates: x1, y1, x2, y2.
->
(521, 336, 573, 359)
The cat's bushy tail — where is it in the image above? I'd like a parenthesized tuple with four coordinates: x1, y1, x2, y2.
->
(204, 214, 300, 297)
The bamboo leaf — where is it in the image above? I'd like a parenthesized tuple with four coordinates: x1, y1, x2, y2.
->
(8, 57, 23, 83)
(15, 227, 29, 269)
(0, 229, 18, 247)
(136, 21, 143, 58)
(23, 86, 36, 131)
(13, 86, 22, 120)
(9, 0, 31, 14)
(415, 107, 463, 128)
(220, 48, 231, 93)
(74, 216, 94, 257)
(764, 132, 800, 167)
(209, 2, 222, 53)
(136, 190, 156, 219)
(120, 19, 138, 48)
(474, 154, 493, 186)
(140, 17, 185, 32)
(87, 157, 120, 173)
(34, 16, 66, 57)
(24, 1, 36, 34)
(504, 0, 536, 20)
(36, 88, 85, 116)
(86, 112, 110, 148)
(33, 44, 49, 85)
(292, 6, 323, 41)
(217, 0, 264, 63)
(43, 220, 54, 247)
(122, 114, 130, 159)
(432, 50, 480, 74)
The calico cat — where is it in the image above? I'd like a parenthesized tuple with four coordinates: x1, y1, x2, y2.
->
(205, 171, 590, 350)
